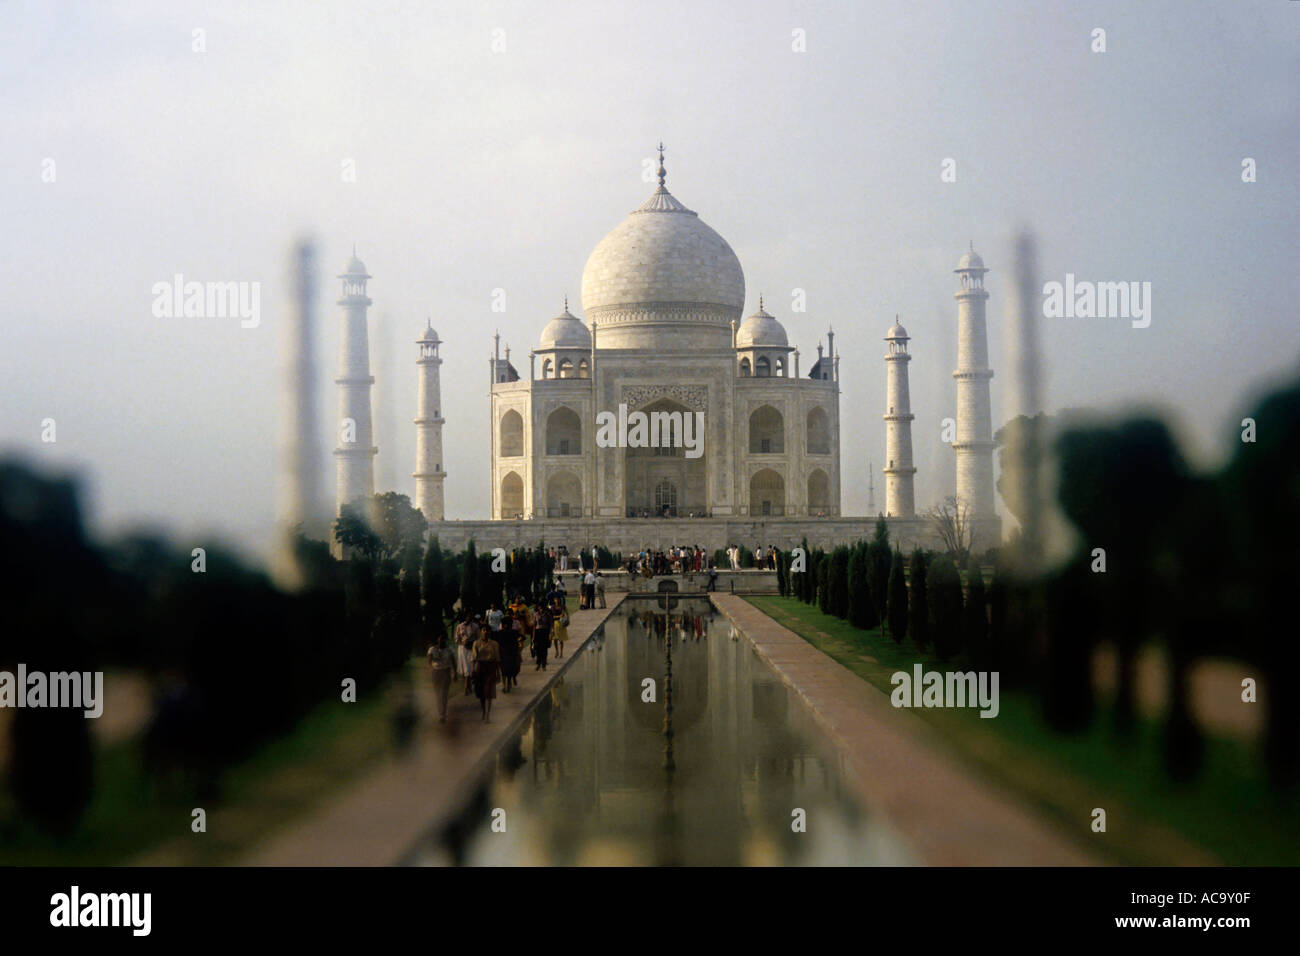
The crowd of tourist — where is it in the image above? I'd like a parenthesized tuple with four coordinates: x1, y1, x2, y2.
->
(724, 544, 780, 570)
(625, 546, 710, 576)
(425, 543, 779, 722)
(426, 584, 571, 724)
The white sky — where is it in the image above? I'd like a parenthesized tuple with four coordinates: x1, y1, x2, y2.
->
(3, 0, 1297, 561)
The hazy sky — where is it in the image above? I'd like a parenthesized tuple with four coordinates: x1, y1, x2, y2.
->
(3, 0, 1297, 561)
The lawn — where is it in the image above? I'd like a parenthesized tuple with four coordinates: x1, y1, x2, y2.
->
(0, 671, 405, 866)
(746, 595, 1299, 866)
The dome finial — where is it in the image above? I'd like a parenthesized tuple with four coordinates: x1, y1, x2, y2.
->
(758, 293, 763, 311)
(656, 142, 666, 188)
(563, 294, 568, 312)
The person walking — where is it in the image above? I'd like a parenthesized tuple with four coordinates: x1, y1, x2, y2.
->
(454, 614, 476, 695)
(707, 563, 718, 592)
(471, 625, 501, 723)
(498, 609, 522, 692)
(551, 598, 569, 658)
(533, 604, 554, 671)
(595, 570, 606, 608)
(426, 633, 457, 723)
(582, 569, 596, 609)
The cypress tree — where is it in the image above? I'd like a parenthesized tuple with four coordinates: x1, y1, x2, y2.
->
(829, 546, 851, 619)
(479, 551, 500, 610)
(846, 541, 866, 626)
(816, 552, 831, 614)
(848, 541, 879, 629)
(797, 537, 812, 602)
(776, 549, 787, 596)
(908, 549, 929, 651)
(963, 555, 989, 670)
(868, 539, 892, 634)
(887, 547, 908, 643)
(459, 539, 478, 613)
(928, 553, 964, 661)
(422, 536, 445, 638)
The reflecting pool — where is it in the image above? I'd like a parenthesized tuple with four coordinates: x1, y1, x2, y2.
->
(409, 597, 910, 866)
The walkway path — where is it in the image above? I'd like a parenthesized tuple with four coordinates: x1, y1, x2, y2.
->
(711, 594, 1101, 866)
(139, 602, 620, 867)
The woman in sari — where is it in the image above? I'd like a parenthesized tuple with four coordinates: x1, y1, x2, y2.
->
(426, 633, 457, 723)
(471, 623, 501, 723)
(550, 597, 569, 658)
(454, 614, 476, 695)
(498, 611, 522, 692)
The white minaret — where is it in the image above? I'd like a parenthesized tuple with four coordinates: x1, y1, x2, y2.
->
(883, 318, 916, 517)
(333, 249, 377, 518)
(413, 321, 446, 522)
(273, 239, 326, 589)
(953, 243, 995, 517)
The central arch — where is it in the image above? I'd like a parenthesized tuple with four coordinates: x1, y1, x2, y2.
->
(624, 397, 707, 517)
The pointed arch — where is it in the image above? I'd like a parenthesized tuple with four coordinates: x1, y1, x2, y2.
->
(500, 471, 524, 518)
(748, 404, 784, 454)
(499, 409, 524, 457)
(546, 406, 582, 455)
(806, 406, 831, 455)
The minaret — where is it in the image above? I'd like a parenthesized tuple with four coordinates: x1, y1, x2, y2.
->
(333, 249, 377, 518)
(413, 321, 446, 522)
(953, 243, 995, 517)
(883, 318, 916, 517)
(273, 238, 325, 589)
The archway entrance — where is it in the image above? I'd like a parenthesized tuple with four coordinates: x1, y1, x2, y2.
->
(749, 468, 785, 516)
(624, 398, 708, 517)
(500, 471, 524, 518)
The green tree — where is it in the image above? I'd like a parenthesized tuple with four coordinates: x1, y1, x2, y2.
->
(421, 537, 446, 638)
(333, 500, 382, 562)
(887, 548, 908, 643)
(872, 515, 890, 548)
(816, 552, 831, 614)
(333, 493, 428, 567)
(829, 546, 851, 619)
(1057, 418, 1190, 739)
(907, 549, 929, 651)
(459, 539, 479, 613)
(963, 555, 990, 670)
(868, 538, 891, 634)
(928, 553, 964, 660)
(797, 537, 812, 603)
(847, 541, 878, 629)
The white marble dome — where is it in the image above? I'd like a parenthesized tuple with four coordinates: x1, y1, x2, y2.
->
(538, 306, 591, 350)
(580, 183, 744, 350)
(957, 248, 985, 271)
(736, 304, 788, 348)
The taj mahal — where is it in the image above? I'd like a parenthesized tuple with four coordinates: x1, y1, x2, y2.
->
(324, 147, 1001, 556)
